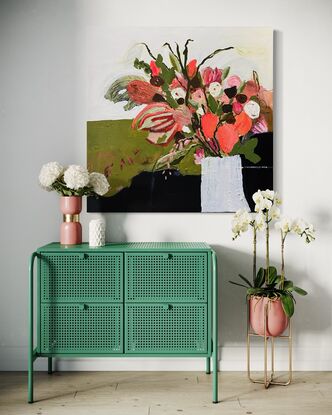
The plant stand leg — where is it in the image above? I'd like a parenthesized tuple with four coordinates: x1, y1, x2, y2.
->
(48, 357, 52, 375)
(212, 251, 218, 403)
(206, 357, 211, 374)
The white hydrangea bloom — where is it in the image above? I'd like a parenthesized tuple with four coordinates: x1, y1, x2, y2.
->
(89, 172, 110, 196)
(64, 165, 90, 190)
(208, 82, 222, 98)
(39, 161, 63, 188)
(244, 100, 260, 119)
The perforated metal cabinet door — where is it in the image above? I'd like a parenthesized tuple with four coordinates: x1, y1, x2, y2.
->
(125, 253, 207, 302)
(40, 253, 122, 302)
(126, 304, 207, 354)
(41, 303, 123, 353)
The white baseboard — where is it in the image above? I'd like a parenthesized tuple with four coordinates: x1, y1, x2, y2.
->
(1, 346, 331, 371)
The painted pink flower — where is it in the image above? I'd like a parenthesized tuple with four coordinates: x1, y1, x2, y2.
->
(227, 75, 241, 88)
(170, 74, 188, 90)
(201, 67, 222, 86)
(194, 148, 205, 164)
(191, 88, 206, 106)
(252, 117, 268, 134)
(232, 102, 243, 115)
(132, 103, 191, 145)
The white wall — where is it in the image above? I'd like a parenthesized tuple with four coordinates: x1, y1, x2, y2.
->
(1, 0, 332, 371)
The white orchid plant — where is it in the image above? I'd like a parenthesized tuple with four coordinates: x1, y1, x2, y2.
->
(39, 162, 110, 197)
(230, 189, 315, 317)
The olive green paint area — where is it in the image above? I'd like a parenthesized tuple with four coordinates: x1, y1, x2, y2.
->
(87, 119, 200, 197)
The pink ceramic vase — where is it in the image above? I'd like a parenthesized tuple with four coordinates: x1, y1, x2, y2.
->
(60, 196, 82, 245)
(249, 296, 289, 337)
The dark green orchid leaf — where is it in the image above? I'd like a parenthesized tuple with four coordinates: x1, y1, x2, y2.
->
(229, 280, 248, 289)
(293, 286, 308, 296)
(254, 267, 265, 288)
(280, 294, 294, 318)
(238, 274, 253, 287)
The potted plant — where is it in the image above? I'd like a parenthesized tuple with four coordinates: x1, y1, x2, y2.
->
(229, 189, 315, 336)
(106, 40, 273, 212)
(38, 162, 110, 245)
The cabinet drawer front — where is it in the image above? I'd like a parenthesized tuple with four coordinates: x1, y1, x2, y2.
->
(126, 304, 207, 354)
(40, 253, 122, 302)
(41, 304, 123, 353)
(126, 253, 207, 302)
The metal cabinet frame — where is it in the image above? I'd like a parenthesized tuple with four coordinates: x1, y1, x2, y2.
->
(28, 243, 219, 403)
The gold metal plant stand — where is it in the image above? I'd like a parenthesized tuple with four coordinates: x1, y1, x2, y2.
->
(247, 301, 292, 388)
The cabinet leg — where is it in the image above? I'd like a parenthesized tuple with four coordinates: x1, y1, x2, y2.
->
(212, 251, 219, 403)
(206, 357, 211, 374)
(48, 357, 52, 375)
(28, 356, 33, 403)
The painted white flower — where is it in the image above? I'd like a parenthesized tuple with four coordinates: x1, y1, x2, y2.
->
(244, 100, 260, 119)
(196, 106, 205, 116)
(89, 172, 110, 196)
(182, 125, 191, 134)
(64, 165, 90, 190)
(275, 217, 292, 235)
(208, 82, 222, 98)
(39, 161, 64, 188)
(171, 87, 186, 100)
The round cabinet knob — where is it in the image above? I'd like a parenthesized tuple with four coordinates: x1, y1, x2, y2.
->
(79, 304, 88, 310)
(163, 304, 172, 311)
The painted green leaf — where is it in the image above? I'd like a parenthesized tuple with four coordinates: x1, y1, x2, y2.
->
(230, 137, 261, 164)
(134, 58, 151, 75)
(207, 94, 218, 113)
(222, 66, 230, 80)
(155, 54, 176, 85)
(104, 75, 146, 111)
(169, 53, 181, 72)
(154, 144, 196, 171)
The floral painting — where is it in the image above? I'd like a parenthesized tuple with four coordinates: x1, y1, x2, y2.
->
(87, 27, 273, 212)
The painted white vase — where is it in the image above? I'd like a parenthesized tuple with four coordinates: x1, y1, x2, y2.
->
(200, 155, 250, 212)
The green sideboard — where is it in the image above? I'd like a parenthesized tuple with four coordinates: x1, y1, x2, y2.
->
(28, 242, 219, 403)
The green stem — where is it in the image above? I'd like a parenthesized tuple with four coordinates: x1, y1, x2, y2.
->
(265, 211, 270, 284)
(280, 231, 286, 289)
(253, 226, 257, 282)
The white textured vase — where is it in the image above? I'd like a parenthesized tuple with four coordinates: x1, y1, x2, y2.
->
(89, 219, 106, 247)
(200, 155, 250, 212)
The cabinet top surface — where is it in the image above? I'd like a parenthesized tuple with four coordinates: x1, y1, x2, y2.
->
(37, 242, 212, 253)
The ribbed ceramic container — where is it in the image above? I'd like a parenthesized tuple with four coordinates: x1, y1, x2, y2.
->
(249, 296, 289, 337)
(60, 196, 82, 245)
(89, 219, 106, 247)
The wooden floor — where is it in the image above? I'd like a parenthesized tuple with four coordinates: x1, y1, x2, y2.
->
(0, 371, 331, 414)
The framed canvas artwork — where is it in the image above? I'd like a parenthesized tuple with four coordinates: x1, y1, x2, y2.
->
(87, 27, 273, 212)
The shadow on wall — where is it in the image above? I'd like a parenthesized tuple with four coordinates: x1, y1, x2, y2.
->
(104, 213, 128, 242)
(211, 245, 331, 347)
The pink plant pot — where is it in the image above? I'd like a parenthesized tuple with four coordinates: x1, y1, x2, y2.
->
(249, 296, 289, 337)
(60, 196, 82, 245)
